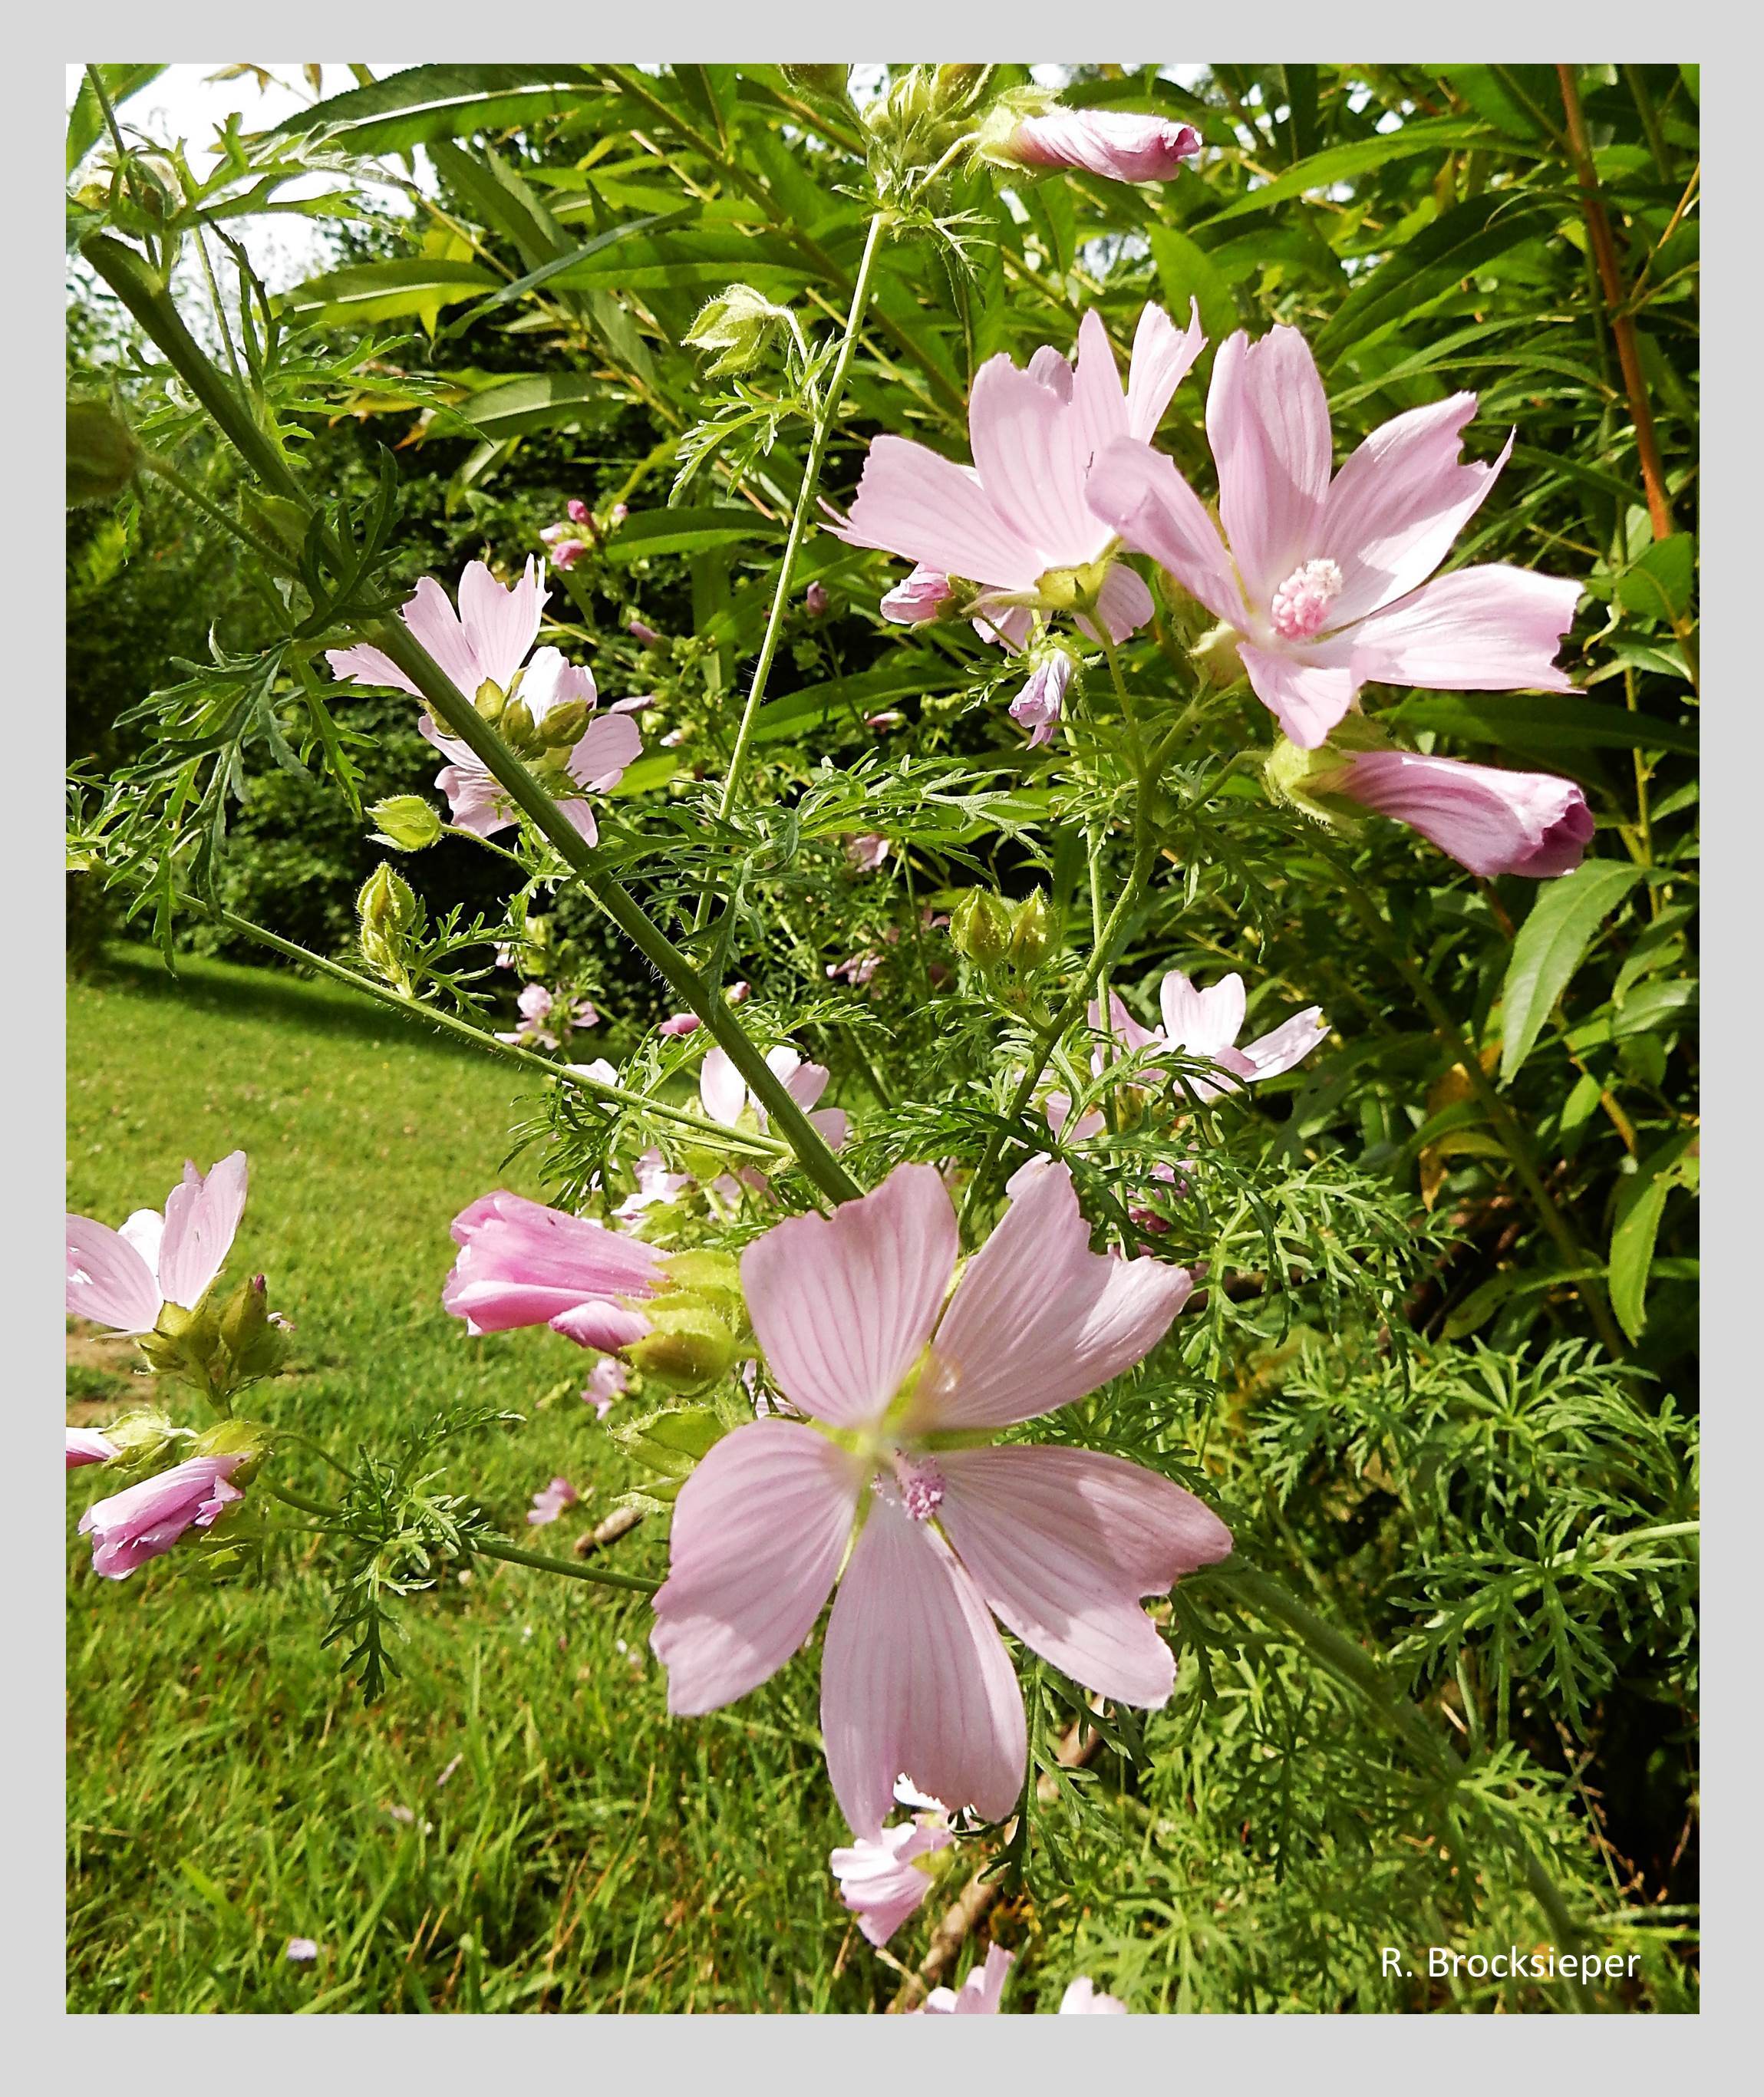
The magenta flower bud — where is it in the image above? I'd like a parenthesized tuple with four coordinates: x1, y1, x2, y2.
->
(1008, 651, 1075, 749)
(77, 1454, 246, 1579)
(629, 618, 664, 646)
(443, 1190, 664, 1349)
(659, 1012, 701, 1037)
(566, 498, 591, 524)
(67, 1428, 119, 1470)
(727, 981, 750, 1004)
(985, 105, 1201, 185)
(549, 538, 589, 571)
(805, 580, 829, 616)
(1330, 750, 1594, 879)
(608, 502, 628, 526)
(879, 565, 952, 625)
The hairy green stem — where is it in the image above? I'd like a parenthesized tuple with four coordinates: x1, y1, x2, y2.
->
(712, 209, 888, 831)
(469, 1533, 660, 1595)
(206, 903, 790, 1161)
(138, 452, 301, 581)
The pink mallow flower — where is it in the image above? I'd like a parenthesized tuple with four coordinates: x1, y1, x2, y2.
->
(984, 104, 1201, 186)
(1059, 1977, 1128, 2013)
(78, 1453, 246, 1579)
(582, 1357, 630, 1418)
(526, 1475, 579, 1526)
(700, 1045, 849, 1152)
(1085, 325, 1583, 748)
(845, 833, 891, 873)
(658, 1012, 702, 1038)
(649, 1159, 1228, 1838)
(1323, 749, 1594, 879)
(67, 1151, 249, 1336)
(443, 1191, 664, 1350)
(615, 1146, 693, 1223)
(829, 1810, 955, 1947)
(325, 559, 641, 845)
(829, 303, 1205, 650)
(1092, 969, 1328, 1104)
(1009, 651, 1073, 750)
(918, 1944, 1014, 2016)
(498, 983, 601, 1050)
(67, 1429, 118, 1470)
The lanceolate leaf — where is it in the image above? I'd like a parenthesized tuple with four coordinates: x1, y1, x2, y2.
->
(265, 65, 605, 155)
(279, 259, 498, 326)
(1609, 1129, 1700, 1343)
(1197, 117, 1501, 225)
(1499, 861, 1645, 1083)
(1316, 196, 1558, 362)
(66, 65, 168, 176)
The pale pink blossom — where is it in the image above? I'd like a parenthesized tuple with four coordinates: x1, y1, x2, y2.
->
(879, 565, 951, 625)
(565, 1058, 619, 1090)
(1324, 749, 1594, 879)
(582, 1357, 631, 1417)
(1086, 326, 1582, 747)
(608, 503, 628, 526)
(526, 1475, 579, 1526)
(1059, 1976, 1127, 2013)
(828, 951, 883, 990)
(658, 1012, 702, 1038)
(829, 1811, 955, 1947)
(805, 580, 829, 616)
(325, 560, 641, 844)
(443, 1191, 663, 1350)
(67, 1152, 249, 1335)
(285, 1938, 320, 1964)
(1043, 1090, 1106, 1145)
(727, 981, 751, 1005)
(614, 1146, 693, 1223)
(1091, 970, 1328, 1103)
(67, 1428, 118, 1470)
(650, 1160, 1227, 1838)
(846, 833, 891, 873)
(991, 107, 1201, 185)
(1009, 651, 1073, 749)
(829, 304, 1205, 649)
(700, 1044, 849, 1152)
(548, 537, 589, 569)
(78, 1453, 245, 1579)
(918, 1944, 1014, 2015)
(498, 983, 601, 1050)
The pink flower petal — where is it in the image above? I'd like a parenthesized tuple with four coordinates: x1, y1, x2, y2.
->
(569, 709, 642, 793)
(401, 575, 486, 697)
(936, 1443, 1233, 1706)
(457, 557, 545, 693)
(1317, 394, 1510, 625)
(820, 1490, 1026, 1838)
(1240, 1007, 1329, 1079)
(1006, 107, 1200, 185)
(699, 1046, 749, 1127)
(1085, 439, 1248, 628)
(829, 436, 1044, 592)
(324, 641, 420, 697)
(1337, 751, 1594, 879)
(1075, 561, 1156, 645)
(1124, 298, 1206, 443)
(67, 1428, 119, 1469)
(1346, 565, 1581, 694)
(968, 354, 1107, 571)
(1060, 1976, 1128, 2013)
(1237, 639, 1358, 749)
(1207, 326, 1333, 604)
(1067, 309, 1131, 480)
(651, 1421, 861, 1713)
(829, 1819, 953, 1947)
(921, 1160, 1192, 1431)
(740, 1163, 958, 1429)
(156, 1151, 248, 1311)
(920, 1943, 1014, 2014)
(1158, 971, 1245, 1060)
(65, 1215, 162, 1334)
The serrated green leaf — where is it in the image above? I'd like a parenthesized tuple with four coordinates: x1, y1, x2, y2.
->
(1499, 860, 1644, 1083)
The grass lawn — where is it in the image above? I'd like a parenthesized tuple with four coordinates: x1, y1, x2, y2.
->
(64, 947, 892, 2013)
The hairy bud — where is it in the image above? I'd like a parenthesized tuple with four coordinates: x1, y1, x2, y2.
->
(369, 795, 443, 852)
(66, 398, 140, 506)
(950, 889, 1016, 969)
(537, 699, 590, 750)
(358, 862, 422, 993)
(1008, 891, 1053, 971)
(625, 1301, 741, 1394)
(684, 285, 795, 378)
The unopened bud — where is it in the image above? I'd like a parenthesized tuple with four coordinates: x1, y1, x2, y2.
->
(608, 1404, 727, 1481)
(190, 1416, 269, 1482)
(369, 795, 443, 851)
(950, 889, 1015, 969)
(100, 1407, 185, 1470)
(684, 285, 793, 378)
(474, 679, 507, 723)
(658, 1249, 746, 1330)
(66, 399, 140, 506)
(218, 1274, 287, 1383)
(500, 698, 536, 749)
(625, 1303, 740, 1394)
(1191, 623, 1245, 690)
(782, 64, 852, 101)
(538, 699, 590, 749)
(1008, 892, 1053, 971)
(358, 862, 421, 990)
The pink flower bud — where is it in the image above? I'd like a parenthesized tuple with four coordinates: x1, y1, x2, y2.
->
(1008, 652, 1074, 749)
(77, 1454, 246, 1579)
(879, 565, 951, 625)
(1331, 750, 1594, 879)
(629, 618, 664, 646)
(566, 498, 592, 524)
(659, 1013, 702, 1037)
(805, 580, 829, 616)
(989, 106, 1201, 185)
(67, 1428, 119, 1470)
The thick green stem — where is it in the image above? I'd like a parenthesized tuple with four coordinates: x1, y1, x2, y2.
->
(1210, 1558, 1586, 1948)
(713, 210, 888, 829)
(206, 904, 789, 1162)
(470, 1532, 659, 1596)
(368, 617, 862, 1207)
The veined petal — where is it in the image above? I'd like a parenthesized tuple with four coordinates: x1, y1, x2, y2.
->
(1125, 298, 1205, 443)
(325, 641, 420, 697)
(968, 354, 1108, 571)
(1068, 309, 1130, 475)
(829, 435, 1044, 592)
(1238, 639, 1358, 749)
(401, 575, 485, 697)
(821, 1490, 1026, 1839)
(1158, 971, 1245, 1058)
(650, 1421, 861, 1713)
(1075, 561, 1156, 644)
(1207, 326, 1332, 604)
(567, 709, 642, 793)
(699, 1046, 749, 1127)
(157, 1151, 248, 1311)
(937, 1443, 1233, 1704)
(521, 645, 597, 717)
(457, 558, 545, 692)
(1346, 565, 1581, 694)
(1241, 1007, 1329, 1079)
(922, 1159, 1192, 1430)
(66, 1215, 161, 1333)
(740, 1163, 958, 1429)
(1085, 439, 1248, 628)
(1318, 394, 1510, 625)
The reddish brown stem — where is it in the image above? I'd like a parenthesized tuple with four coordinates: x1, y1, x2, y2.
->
(1557, 64, 1675, 540)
